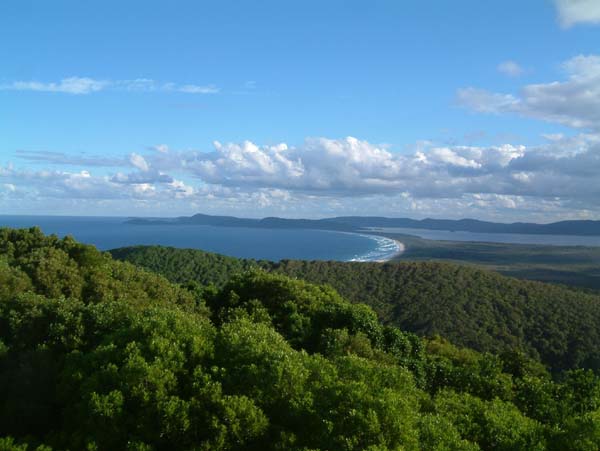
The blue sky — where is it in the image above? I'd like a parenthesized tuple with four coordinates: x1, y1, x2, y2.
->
(2, 0, 600, 220)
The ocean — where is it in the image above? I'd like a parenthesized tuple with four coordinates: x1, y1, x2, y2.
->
(0, 215, 400, 262)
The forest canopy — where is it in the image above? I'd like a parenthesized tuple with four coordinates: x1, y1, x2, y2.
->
(112, 245, 600, 373)
(1, 229, 600, 450)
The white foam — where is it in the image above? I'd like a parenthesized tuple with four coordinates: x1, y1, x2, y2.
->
(347, 234, 404, 262)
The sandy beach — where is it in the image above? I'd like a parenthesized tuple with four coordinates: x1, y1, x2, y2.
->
(375, 239, 406, 262)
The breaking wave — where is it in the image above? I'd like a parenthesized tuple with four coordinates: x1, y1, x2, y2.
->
(348, 234, 403, 262)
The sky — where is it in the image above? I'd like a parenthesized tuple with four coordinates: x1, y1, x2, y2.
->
(1, 0, 600, 221)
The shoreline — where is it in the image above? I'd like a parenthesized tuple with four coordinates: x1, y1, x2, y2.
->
(347, 233, 406, 262)
(376, 239, 405, 262)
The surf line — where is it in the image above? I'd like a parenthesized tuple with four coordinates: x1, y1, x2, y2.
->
(346, 232, 405, 262)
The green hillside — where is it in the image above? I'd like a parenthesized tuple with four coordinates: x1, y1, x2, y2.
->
(2, 228, 600, 450)
(379, 232, 600, 291)
(111, 245, 600, 373)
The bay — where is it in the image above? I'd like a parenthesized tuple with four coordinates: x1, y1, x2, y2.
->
(0, 215, 400, 262)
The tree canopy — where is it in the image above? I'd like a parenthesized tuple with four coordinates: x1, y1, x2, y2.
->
(112, 245, 600, 373)
(1, 229, 600, 450)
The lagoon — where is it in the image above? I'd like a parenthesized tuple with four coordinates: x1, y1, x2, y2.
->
(368, 227, 600, 247)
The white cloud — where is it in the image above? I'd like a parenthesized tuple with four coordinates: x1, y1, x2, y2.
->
(118, 78, 157, 92)
(169, 179, 195, 198)
(0, 77, 108, 95)
(456, 88, 519, 114)
(1, 77, 219, 95)
(555, 0, 600, 27)
(184, 137, 408, 194)
(150, 144, 170, 153)
(3, 134, 600, 220)
(119, 79, 219, 94)
(458, 54, 600, 130)
(428, 147, 482, 169)
(497, 60, 524, 77)
(129, 153, 150, 172)
(0, 166, 180, 202)
(176, 84, 219, 94)
(176, 136, 530, 198)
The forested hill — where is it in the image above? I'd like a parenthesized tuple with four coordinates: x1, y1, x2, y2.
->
(126, 212, 600, 236)
(111, 245, 600, 373)
(4, 227, 600, 450)
(126, 213, 354, 231)
(330, 216, 600, 236)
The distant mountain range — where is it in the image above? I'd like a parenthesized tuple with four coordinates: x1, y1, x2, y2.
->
(127, 213, 600, 236)
(127, 213, 353, 231)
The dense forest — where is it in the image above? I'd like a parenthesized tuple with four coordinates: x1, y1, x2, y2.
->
(2, 228, 600, 450)
(111, 245, 600, 374)
(380, 232, 600, 290)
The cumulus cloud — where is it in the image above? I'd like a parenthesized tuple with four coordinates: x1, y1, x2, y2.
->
(0, 77, 219, 95)
(3, 135, 600, 219)
(173, 137, 530, 199)
(555, 0, 600, 27)
(129, 153, 150, 172)
(458, 54, 600, 130)
(184, 137, 401, 194)
(141, 135, 599, 215)
(0, 165, 187, 202)
(497, 60, 524, 77)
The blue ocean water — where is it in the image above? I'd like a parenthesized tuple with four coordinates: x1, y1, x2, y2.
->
(0, 216, 400, 262)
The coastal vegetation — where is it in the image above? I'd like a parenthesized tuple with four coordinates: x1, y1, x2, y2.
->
(3, 227, 600, 450)
(382, 232, 600, 291)
(126, 213, 600, 290)
(112, 245, 600, 374)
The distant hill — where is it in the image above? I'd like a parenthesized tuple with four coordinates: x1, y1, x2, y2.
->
(127, 213, 354, 231)
(127, 213, 600, 236)
(331, 216, 600, 235)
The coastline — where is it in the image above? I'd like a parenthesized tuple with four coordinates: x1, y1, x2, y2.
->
(348, 233, 406, 262)
(377, 239, 405, 262)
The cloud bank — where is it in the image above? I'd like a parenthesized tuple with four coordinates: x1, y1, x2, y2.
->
(3, 134, 600, 220)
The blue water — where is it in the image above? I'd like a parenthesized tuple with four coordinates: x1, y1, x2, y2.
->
(369, 227, 600, 247)
(0, 215, 400, 262)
